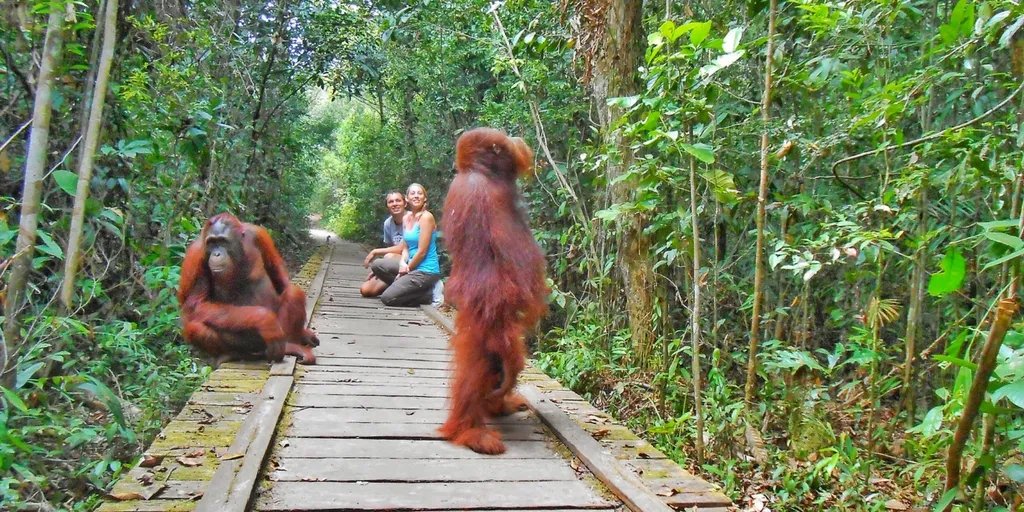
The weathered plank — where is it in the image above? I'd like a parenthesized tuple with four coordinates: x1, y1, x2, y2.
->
(269, 457, 576, 482)
(276, 438, 558, 459)
(286, 407, 532, 425)
(288, 393, 447, 409)
(296, 374, 450, 386)
(303, 357, 451, 369)
(282, 420, 545, 440)
(256, 481, 617, 511)
(294, 383, 451, 397)
(312, 351, 452, 362)
(298, 366, 450, 378)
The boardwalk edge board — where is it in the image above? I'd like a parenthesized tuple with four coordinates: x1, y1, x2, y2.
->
(419, 303, 455, 334)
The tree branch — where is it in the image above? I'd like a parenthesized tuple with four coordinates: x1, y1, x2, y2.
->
(830, 82, 1024, 199)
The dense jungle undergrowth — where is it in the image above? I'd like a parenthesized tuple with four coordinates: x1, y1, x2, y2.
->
(5, 0, 1024, 510)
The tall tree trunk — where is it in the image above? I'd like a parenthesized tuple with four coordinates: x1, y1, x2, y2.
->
(3, 5, 65, 371)
(744, 0, 778, 409)
(243, 0, 290, 203)
(584, 0, 655, 365)
(902, 181, 928, 427)
(61, 0, 119, 309)
(401, 81, 422, 174)
(688, 151, 704, 466)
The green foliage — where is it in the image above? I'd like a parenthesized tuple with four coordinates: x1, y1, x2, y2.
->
(0, 0, 323, 508)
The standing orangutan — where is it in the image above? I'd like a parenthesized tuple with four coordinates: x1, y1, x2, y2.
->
(177, 213, 318, 366)
(438, 128, 548, 454)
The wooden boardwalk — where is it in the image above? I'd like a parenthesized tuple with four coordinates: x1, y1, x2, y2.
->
(99, 236, 732, 511)
(253, 241, 621, 511)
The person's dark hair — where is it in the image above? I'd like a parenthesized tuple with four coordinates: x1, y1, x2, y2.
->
(385, 190, 405, 202)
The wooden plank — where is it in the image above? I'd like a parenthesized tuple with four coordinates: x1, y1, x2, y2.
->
(269, 356, 296, 376)
(286, 407, 532, 425)
(315, 350, 452, 362)
(298, 366, 450, 378)
(186, 391, 258, 407)
(315, 318, 446, 334)
(303, 357, 451, 369)
(288, 393, 447, 409)
(269, 458, 577, 482)
(196, 375, 293, 512)
(256, 481, 616, 511)
(295, 374, 450, 386)
(276, 438, 558, 459)
(317, 334, 450, 346)
(96, 499, 198, 511)
(520, 385, 674, 512)
(283, 421, 546, 440)
(294, 383, 451, 397)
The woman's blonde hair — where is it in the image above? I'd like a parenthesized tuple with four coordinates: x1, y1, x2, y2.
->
(406, 182, 427, 198)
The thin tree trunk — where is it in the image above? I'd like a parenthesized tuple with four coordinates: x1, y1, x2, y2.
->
(3, 5, 65, 370)
(865, 254, 885, 484)
(688, 151, 704, 466)
(903, 181, 928, 427)
(74, 0, 106, 165)
(61, 0, 119, 309)
(744, 0, 777, 409)
(943, 298, 1017, 506)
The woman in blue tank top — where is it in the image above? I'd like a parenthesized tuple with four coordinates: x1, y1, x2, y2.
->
(368, 183, 442, 306)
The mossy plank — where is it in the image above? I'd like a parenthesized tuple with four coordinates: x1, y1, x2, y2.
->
(186, 391, 258, 407)
(96, 499, 198, 511)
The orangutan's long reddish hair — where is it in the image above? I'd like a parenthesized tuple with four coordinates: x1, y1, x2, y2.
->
(437, 127, 548, 455)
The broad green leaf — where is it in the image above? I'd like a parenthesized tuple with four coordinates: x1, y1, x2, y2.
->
(700, 169, 739, 203)
(53, 170, 78, 196)
(659, 20, 676, 40)
(932, 488, 958, 512)
(670, 21, 700, 42)
(983, 247, 1024, 271)
(983, 231, 1024, 250)
(933, 355, 978, 371)
(700, 50, 745, 78)
(1006, 464, 1024, 483)
(607, 95, 640, 109)
(914, 406, 943, 437)
(992, 380, 1024, 409)
(2, 387, 28, 413)
(15, 362, 44, 390)
(680, 142, 715, 163)
(689, 21, 712, 46)
(36, 231, 64, 259)
(950, 0, 967, 28)
(0, 219, 15, 249)
(999, 15, 1024, 48)
(928, 247, 966, 296)
(979, 219, 1019, 231)
(723, 26, 744, 53)
(595, 207, 622, 223)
